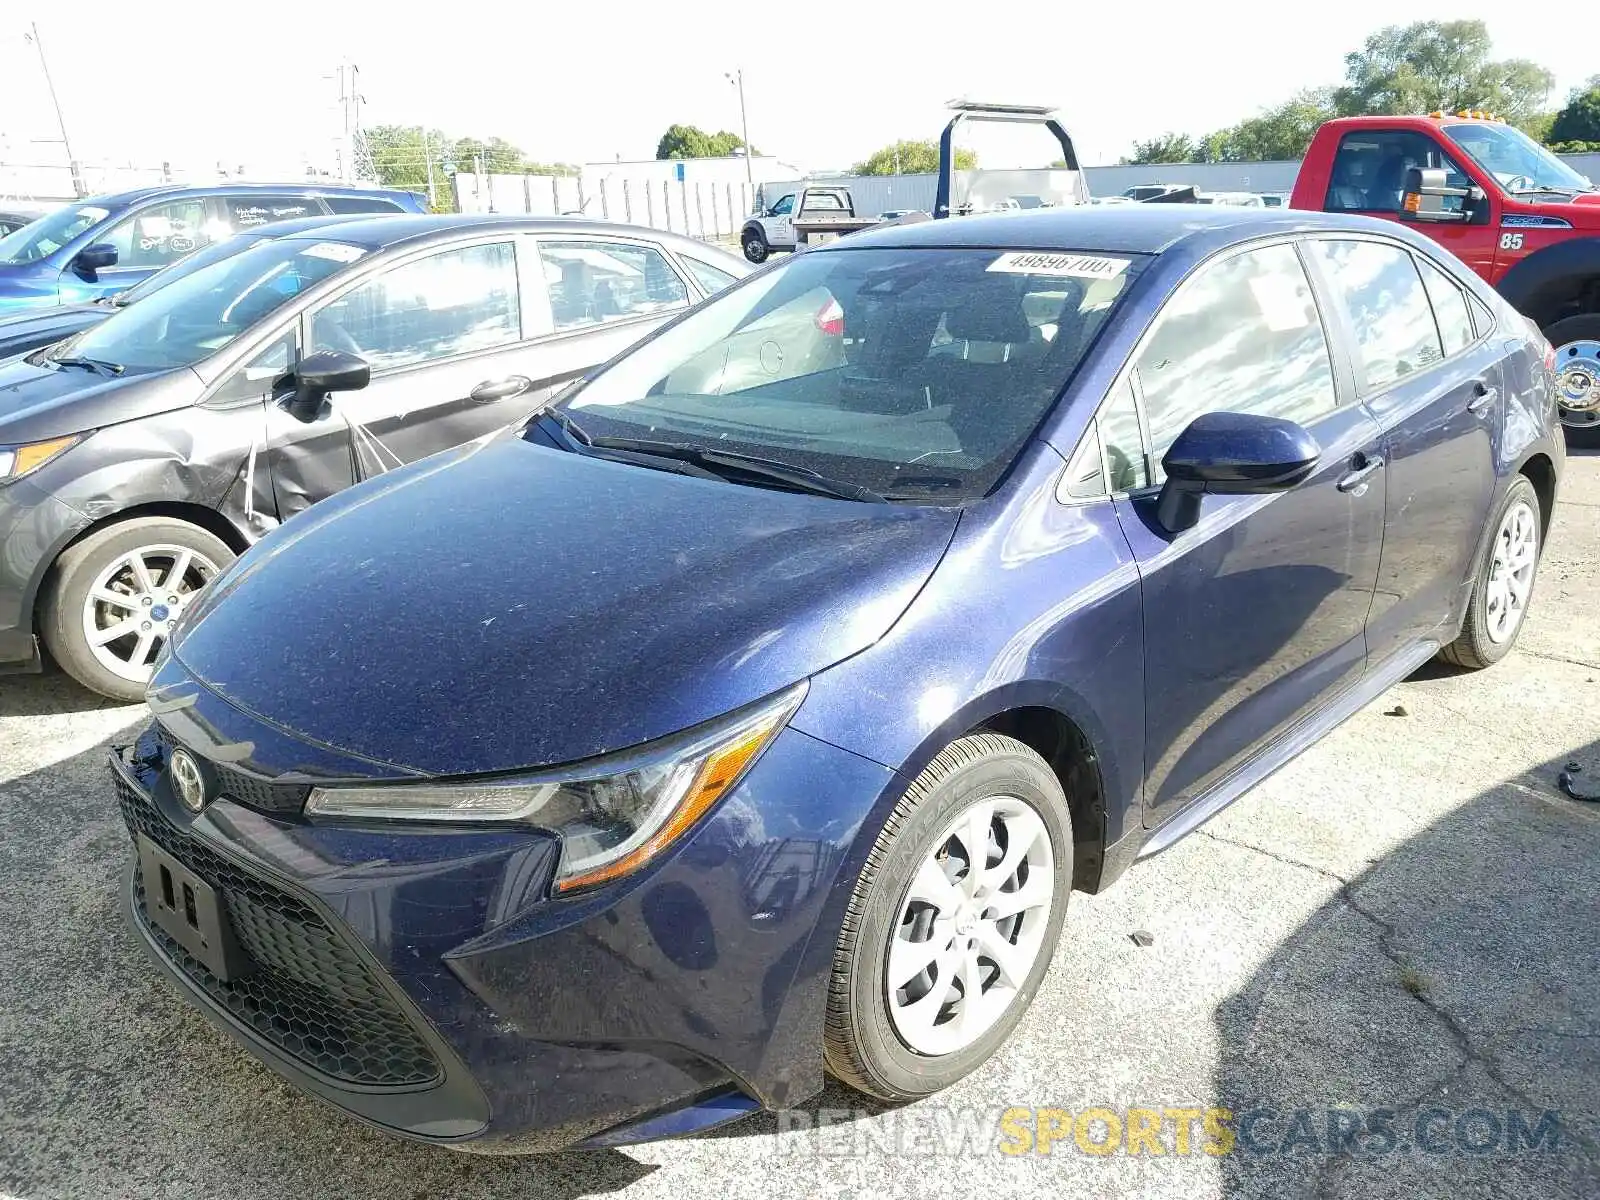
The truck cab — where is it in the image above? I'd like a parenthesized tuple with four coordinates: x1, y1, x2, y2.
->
(1292, 113, 1600, 440)
(741, 187, 859, 262)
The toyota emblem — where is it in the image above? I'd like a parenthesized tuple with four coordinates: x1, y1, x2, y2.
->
(169, 749, 207, 813)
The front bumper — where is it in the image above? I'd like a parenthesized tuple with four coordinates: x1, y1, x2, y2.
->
(111, 703, 897, 1151)
(0, 476, 89, 672)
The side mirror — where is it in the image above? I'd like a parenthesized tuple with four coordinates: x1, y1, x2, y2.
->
(285, 349, 370, 423)
(1155, 411, 1321, 534)
(1400, 167, 1471, 223)
(72, 243, 119, 277)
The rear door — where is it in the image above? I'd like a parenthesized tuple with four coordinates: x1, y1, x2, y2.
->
(1303, 237, 1500, 665)
(1103, 239, 1387, 823)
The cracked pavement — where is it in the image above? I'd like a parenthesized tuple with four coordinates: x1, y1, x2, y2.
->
(1, 452, 1597, 1200)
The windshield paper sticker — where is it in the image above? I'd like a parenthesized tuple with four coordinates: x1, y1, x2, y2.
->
(301, 242, 366, 263)
(988, 252, 1129, 279)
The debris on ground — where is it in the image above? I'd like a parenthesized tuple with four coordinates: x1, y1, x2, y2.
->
(1558, 761, 1600, 803)
(1130, 930, 1154, 948)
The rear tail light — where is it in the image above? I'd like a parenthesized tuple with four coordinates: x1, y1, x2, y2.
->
(815, 297, 844, 336)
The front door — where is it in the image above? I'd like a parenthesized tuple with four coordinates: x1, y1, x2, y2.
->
(1102, 240, 1386, 822)
(1304, 237, 1501, 665)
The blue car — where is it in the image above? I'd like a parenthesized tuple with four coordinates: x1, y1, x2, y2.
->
(114, 206, 1563, 1152)
(0, 183, 425, 311)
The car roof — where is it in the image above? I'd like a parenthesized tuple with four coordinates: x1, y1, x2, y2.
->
(826, 205, 1405, 256)
(84, 182, 417, 208)
(269, 212, 738, 256)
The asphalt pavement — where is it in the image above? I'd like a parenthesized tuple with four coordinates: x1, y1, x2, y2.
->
(2, 452, 1596, 1200)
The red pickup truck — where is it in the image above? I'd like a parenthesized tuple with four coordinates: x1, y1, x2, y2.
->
(1291, 113, 1600, 442)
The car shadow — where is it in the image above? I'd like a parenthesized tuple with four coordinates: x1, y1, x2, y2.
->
(0, 664, 138, 719)
(0, 729, 656, 1199)
(1210, 736, 1600, 1197)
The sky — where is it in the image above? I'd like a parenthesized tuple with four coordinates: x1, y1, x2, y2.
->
(1, 0, 1595, 181)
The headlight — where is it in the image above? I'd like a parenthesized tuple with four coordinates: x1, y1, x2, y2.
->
(0, 434, 80, 483)
(306, 682, 807, 893)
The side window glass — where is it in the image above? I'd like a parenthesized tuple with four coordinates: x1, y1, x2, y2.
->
(1062, 422, 1107, 499)
(309, 241, 520, 370)
(223, 195, 318, 233)
(210, 332, 296, 405)
(1308, 240, 1444, 390)
(1100, 376, 1151, 492)
(1415, 256, 1475, 356)
(1135, 243, 1336, 479)
(769, 195, 794, 216)
(538, 240, 690, 332)
(101, 200, 210, 269)
(680, 254, 740, 294)
(324, 196, 405, 214)
(1468, 293, 1495, 337)
(1325, 132, 1469, 213)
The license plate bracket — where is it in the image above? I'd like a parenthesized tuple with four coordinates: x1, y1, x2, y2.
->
(136, 834, 250, 982)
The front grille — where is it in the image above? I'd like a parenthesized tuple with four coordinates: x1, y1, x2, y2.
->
(153, 726, 311, 815)
(115, 762, 440, 1089)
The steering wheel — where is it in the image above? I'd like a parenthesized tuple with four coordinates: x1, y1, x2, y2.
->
(1503, 174, 1534, 194)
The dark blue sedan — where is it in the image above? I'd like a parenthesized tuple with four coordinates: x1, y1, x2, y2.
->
(114, 205, 1563, 1151)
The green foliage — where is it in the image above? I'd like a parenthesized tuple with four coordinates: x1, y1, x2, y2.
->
(1125, 133, 1197, 165)
(365, 124, 575, 212)
(851, 140, 977, 175)
(1549, 76, 1600, 144)
(655, 124, 752, 159)
(1207, 90, 1337, 161)
(1332, 21, 1552, 121)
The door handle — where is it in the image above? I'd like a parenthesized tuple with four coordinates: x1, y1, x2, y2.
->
(1336, 453, 1385, 493)
(469, 376, 533, 403)
(1467, 381, 1497, 415)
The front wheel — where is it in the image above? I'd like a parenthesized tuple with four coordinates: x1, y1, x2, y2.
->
(1543, 313, 1600, 447)
(741, 228, 769, 264)
(1440, 476, 1542, 670)
(823, 733, 1072, 1102)
(40, 517, 234, 701)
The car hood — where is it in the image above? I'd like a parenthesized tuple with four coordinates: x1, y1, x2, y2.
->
(0, 355, 192, 443)
(173, 433, 960, 776)
(0, 304, 107, 363)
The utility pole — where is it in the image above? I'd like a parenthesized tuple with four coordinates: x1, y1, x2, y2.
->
(423, 129, 437, 209)
(726, 69, 753, 187)
(25, 22, 80, 195)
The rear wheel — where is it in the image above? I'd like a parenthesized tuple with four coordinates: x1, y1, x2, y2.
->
(823, 734, 1072, 1102)
(742, 227, 769, 264)
(1543, 313, 1600, 447)
(40, 517, 233, 701)
(1440, 476, 1542, 670)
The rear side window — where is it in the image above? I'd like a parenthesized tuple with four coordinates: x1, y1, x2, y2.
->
(1415, 256, 1475, 357)
(1135, 242, 1337, 478)
(538, 240, 690, 331)
(680, 254, 740, 294)
(224, 195, 319, 229)
(324, 195, 406, 214)
(1308, 240, 1443, 390)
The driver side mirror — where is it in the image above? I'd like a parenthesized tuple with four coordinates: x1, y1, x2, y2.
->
(1155, 411, 1321, 534)
(285, 349, 370, 423)
(1400, 167, 1479, 223)
(72, 242, 119, 278)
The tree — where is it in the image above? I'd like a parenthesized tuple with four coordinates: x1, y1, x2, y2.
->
(1204, 90, 1337, 161)
(366, 124, 453, 198)
(1333, 21, 1553, 121)
(1125, 133, 1198, 165)
(852, 140, 977, 175)
(1548, 76, 1600, 145)
(655, 124, 751, 159)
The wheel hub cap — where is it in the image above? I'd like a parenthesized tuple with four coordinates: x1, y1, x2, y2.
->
(1485, 500, 1538, 645)
(887, 796, 1055, 1057)
(81, 544, 220, 685)
(1555, 338, 1600, 427)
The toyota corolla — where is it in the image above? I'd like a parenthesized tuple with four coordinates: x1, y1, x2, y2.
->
(112, 206, 1562, 1152)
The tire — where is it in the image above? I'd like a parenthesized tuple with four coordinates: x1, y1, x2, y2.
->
(742, 227, 769, 264)
(1542, 313, 1600, 448)
(1440, 476, 1542, 671)
(823, 733, 1073, 1102)
(40, 517, 234, 702)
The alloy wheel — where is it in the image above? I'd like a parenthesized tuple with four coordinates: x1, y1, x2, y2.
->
(886, 795, 1055, 1057)
(1485, 500, 1538, 645)
(80, 544, 219, 683)
(1555, 338, 1600, 431)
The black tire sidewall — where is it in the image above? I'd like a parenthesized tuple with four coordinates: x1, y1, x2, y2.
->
(42, 519, 235, 701)
(1543, 312, 1600, 446)
(839, 741, 1072, 1099)
(1461, 477, 1541, 666)
(742, 229, 768, 263)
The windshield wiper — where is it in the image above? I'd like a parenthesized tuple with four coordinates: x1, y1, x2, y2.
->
(53, 355, 124, 376)
(586, 435, 888, 503)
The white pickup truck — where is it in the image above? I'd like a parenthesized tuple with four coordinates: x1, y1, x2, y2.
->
(740, 186, 877, 262)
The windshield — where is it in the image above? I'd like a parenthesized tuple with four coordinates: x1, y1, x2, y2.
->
(556, 245, 1143, 502)
(49, 237, 366, 374)
(1442, 123, 1594, 194)
(114, 232, 272, 306)
(0, 203, 112, 264)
